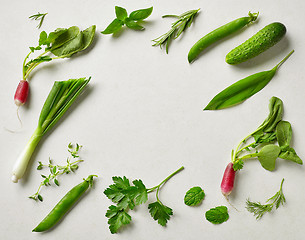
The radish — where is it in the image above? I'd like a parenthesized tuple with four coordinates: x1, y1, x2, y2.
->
(220, 162, 236, 197)
(14, 80, 29, 106)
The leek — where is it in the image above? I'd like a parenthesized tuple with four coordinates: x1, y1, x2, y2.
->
(12, 77, 90, 183)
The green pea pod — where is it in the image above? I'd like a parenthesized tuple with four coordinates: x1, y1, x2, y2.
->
(32, 175, 97, 232)
(188, 12, 258, 63)
(204, 50, 294, 110)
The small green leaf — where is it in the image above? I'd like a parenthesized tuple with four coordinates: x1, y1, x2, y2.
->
(54, 178, 59, 186)
(276, 121, 292, 148)
(205, 206, 229, 224)
(39, 31, 48, 46)
(132, 179, 148, 205)
(37, 194, 43, 202)
(148, 201, 173, 226)
(125, 20, 144, 30)
(129, 7, 153, 21)
(101, 19, 124, 34)
(279, 148, 303, 165)
(257, 145, 281, 171)
(52, 166, 57, 174)
(115, 6, 128, 21)
(106, 206, 132, 234)
(184, 186, 205, 206)
(49, 26, 80, 50)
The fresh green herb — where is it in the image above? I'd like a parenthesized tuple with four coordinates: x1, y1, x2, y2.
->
(12, 78, 90, 183)
(230, 96, 302, 172)
(33, 175, 97, 232)
(29, 12, 48, 29)
(205, 206, 229, 224)
(246, 178, 286, 219)
(101, 6, 153, 34)
(204, 50, 294, 110)
(29, 143, 83, 202)
(184, 186, 205, 206)
(104, 166, 184, 233)
(152, 9, 200, 53)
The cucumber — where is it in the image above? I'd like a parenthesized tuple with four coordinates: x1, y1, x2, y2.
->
(226, 22, 286, 65)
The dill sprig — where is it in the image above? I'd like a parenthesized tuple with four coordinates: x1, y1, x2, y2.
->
(29, 12, 48, 29)
(246, 178, 286, 219)
(152, 9, 200, 53)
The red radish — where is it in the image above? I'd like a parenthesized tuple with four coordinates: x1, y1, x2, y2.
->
(14, 80, 29, 106)
(221, 162, 236, 197)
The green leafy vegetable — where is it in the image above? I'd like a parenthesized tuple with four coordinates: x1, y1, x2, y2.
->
(29, 12, 48, 29)
(152, 9, 200, 53)
(29, 143, 83, 201)
(12, 78, 90, 183)
(204, 50, 294, 110)
(22, 25, 95, 80)
(101, 6, 153, 34)
(246, 178, 286, 219)
(104, 166, 184, 233)
(230, 96, 302, 173)
(205, 206, 229, 224)
(184, 186, 205, 206)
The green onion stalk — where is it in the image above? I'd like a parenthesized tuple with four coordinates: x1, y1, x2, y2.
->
(12, 77, 90, 183)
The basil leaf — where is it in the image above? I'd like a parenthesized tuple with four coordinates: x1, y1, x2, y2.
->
(204, 69, 277, 110)
(276, 121, 292, 148)
(49, 26, 80, 50)
(129, 6, 153, 21)
(101, 19, 124, 34)
(279, 147, 303, 165)
(184, 186, 205, 206)
(125, 20, 144, 30)
(115, 6, 128, 21)
(257, 145, 281, 171)
(205, 206, 229, 224)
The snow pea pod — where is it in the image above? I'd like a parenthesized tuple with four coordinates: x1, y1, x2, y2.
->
(188, 12, 258, 63)
(32, 175, 97, 232)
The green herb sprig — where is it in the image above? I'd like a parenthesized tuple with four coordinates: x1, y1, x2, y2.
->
(29, 143, 83, 202)
(246, 178, 286, 219)
(104, 166, 184, 234)
(29, 12, 48, 29)
(101, 6, 153, 35)
(152, 9, 200, 53)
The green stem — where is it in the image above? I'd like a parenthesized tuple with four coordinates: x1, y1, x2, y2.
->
(147, 166, 184, 203)
(273, 50, 294, 70)
(239, 152, 258, 161)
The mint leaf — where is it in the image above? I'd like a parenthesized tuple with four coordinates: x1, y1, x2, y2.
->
(148, 201, 173, 226)
(205, 206, 229, 224)
(184, 186, 205, 206)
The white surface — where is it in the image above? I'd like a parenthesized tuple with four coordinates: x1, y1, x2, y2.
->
(1, 0, 305, 239)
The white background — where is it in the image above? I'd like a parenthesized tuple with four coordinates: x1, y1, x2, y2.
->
(1, 0, 305, 239)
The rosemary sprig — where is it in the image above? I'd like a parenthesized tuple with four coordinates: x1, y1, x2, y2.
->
(246, 178, 286, 219)
(29, 12, 48, 29)
(29, 143, 83, 202)
(152, 9, 200, 53)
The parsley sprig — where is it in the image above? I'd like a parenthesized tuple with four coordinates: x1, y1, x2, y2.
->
(104, 166, 184, 233)
(246, 178, 286, 219)
(29, 143, 83, 202)
(29, 12, 48, 29)
(152, 9, 200, 53)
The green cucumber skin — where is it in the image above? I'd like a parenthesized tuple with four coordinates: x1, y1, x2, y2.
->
(226, 22, 286, 65)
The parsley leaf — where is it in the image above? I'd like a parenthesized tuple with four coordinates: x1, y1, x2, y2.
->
(184, 186, 205, 206)
(106, 205, 132, 234)
(205, 206, 229, 224)
(148, 202, 173, 226)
